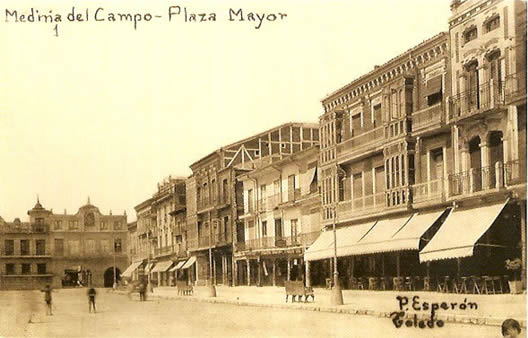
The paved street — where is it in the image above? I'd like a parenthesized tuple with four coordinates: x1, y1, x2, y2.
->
(0, 288, 505, 337)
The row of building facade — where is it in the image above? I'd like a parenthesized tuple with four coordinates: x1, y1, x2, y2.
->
(0, 199, 128, 289)
(125, 0, 527, 291)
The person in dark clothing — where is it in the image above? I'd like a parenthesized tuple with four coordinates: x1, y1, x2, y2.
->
(87, 287, 97, 313)
(138, 282, 146, 301)
(41, 285, 53, 315)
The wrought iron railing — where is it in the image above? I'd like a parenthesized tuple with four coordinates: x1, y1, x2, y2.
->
(336, 126, 384, 156)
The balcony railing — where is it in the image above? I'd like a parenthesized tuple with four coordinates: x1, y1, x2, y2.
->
(235, 231, 321, 252)
(385, 118, 409, 139)
(286, 188, 301, 203)
(504, 70, 527, 104)
(197, 197, 212, 211)
(504, 159, 527, 186)
(2, 250, 51, 256)
(449, 163, 503, 196)
(412, 103, 444, 132)
(337, 192, 386, 219)
(386, 187, 410, 208)
(410, 179, 445, 204)
(336, 126, 384, 159)
(448, 80, 504, 122)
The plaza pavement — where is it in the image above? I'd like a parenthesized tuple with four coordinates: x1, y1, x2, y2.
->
(118, 285, 527, 328)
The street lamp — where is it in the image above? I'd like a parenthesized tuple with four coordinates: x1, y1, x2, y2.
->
(146, 228, 153, 293)
(330, 166, 344, 306)
(206, 217, 217, 297)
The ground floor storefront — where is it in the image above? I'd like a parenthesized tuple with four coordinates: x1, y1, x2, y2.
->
(192, 246, 233, 286)
(304, 198, 526, 295)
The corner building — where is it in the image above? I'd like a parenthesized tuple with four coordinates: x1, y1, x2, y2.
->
(308, 0, 526, 292)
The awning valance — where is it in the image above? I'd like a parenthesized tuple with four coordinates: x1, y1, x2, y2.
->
(150, 260, 173, 273)
(419, 200, 509, 263)
(121, 261, 143, 278)
(346, 215, 413, 255)
(169, 260, 187, 272)
(424, 76, 442, 96)
(304, 221, 376, 261)
(181, 256, 197, 269)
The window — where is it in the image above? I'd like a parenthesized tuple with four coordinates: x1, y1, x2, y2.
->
(427, 92, 442, 106)
(114, 221, 122, 230)
(114, 239, 122, 253)
(54, 220, 62, 230)
(222, 179, 228, 203)
(464, 27, 477, 43)
(36, 240, 46, 255)
(6, 263, 15, 275)
(291, 219, 299, 242)
(85, 239, 96, 254)
(100, 239, 110, 253)
(4, 240, 14, 256)
(21, 263, 31, 275)
(69, 220, 79, 230)
(69, 240, 80, 255)
(262, 221, 267, 237)
(37, 263, 47, 275)
(100, 221, 108, 230)
(485, 15, 500, 33)
(54, 239, 64, 256)
(372, 104, 382, 127)
(247, 189, 254, 213)
(223, 216, 229, 235)
(20, 240, 30, 256)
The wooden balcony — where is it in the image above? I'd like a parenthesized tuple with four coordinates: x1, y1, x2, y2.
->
(410, 179, 446, 205)
(234, 232, 321, 252)
(412, 103, 444, 134)
(336, 126, 384, 162)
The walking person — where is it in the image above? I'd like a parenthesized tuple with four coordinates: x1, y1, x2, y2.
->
(87, 287, 97, 313)
(41, 284, 53, 316)
(138, 281, 146, 301)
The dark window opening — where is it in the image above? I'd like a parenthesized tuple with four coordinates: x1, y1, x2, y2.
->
(6, 264, 15, 275)
(21, 263, 31, 275)
(37, 263, 47, 275)
(464, 27, 478, 43)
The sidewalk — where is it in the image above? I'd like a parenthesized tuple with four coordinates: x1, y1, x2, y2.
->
(118, 285, 526, 327)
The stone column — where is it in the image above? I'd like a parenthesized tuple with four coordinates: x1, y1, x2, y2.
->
(415, 137, 422, 183)
(287, 258, 291, 281)
(305, 260, 311, 287)
(426, 150, 432, 197)
(272, 259, 276, 286)
(521, 201, 526, 289)
(233, 259, 238, 287)
(480, 141, 490, 189)
(246, 259, 251, 286)
(257, 257, 262, 286)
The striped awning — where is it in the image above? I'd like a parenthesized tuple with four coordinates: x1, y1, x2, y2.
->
(121, 261, 143, 278)
(420, 200, 509, 263)
(181, 256, 196, 269)
(169, 260, 187, 272)
(150, 260, 173, 273)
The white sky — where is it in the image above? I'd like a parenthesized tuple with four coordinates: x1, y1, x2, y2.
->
(0, 0, 451, 222)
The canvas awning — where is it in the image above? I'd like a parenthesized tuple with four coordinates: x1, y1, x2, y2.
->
(345, 215, 414, 255)
(304, 221, 376, 261)
(419, 200, 509, 263)
(169, 260, 187, 272)
(181, 256, 197, 269)
(423, 76, 442, 96)
(121, 261, 143, 278)
(386, 209, 449, 252)
(144, 263, 155, 273)
(150, 260, 173, 273)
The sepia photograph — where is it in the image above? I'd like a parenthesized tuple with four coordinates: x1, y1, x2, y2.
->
(0, 0, 526, 337)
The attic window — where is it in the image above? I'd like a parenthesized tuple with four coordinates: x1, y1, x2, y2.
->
(463, 26, 477, 43)
(485, 15, 500, 33)
(254, 150, 260, 156)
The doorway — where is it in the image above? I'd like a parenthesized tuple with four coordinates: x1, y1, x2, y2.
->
(104, 267, 121, 287)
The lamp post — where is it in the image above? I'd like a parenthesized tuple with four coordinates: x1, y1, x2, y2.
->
(113, 232, 117, 290)
(330, 164, 344, 305)
(206, 217, 217, 297)
(146, 228, 153, 293)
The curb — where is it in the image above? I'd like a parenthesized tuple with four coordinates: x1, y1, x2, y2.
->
(115, 290, 526, 328)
